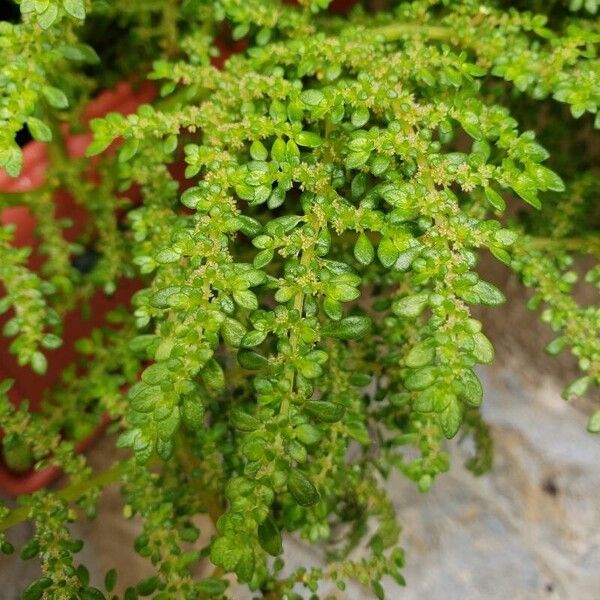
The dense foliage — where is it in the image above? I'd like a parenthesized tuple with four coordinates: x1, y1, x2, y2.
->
(0, 0, 599, 598)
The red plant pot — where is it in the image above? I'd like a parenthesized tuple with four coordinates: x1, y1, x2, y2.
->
(0, 82, 154, 496)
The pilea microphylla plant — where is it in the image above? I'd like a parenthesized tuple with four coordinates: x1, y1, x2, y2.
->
(0, 0, 599, 597)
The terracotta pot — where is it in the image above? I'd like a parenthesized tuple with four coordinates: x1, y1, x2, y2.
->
(0, 82, 153, 496)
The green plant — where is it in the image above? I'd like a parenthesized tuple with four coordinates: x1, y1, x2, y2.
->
(1, 0, 599, 597)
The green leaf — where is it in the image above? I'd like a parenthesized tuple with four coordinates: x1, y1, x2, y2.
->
(27, 117, 52, 142)
(63, 0, 85, 19)
(235, 546, 255, 583)
(201, 358, 225, 392)
(300, 89, 324, 107)
(42, 86, 69, 109)
(346, 420, 370, 446)
(371, 581, 385, 600)
(489, 246, 511, 265)
(296, 131, 322, 148)
(405, 341, 435, 368)
(141, 362, 171, 385)
(472, 280, 505, 306)
(295, 424, 321, 445)
(230, 409, 261, 432)
(287, 439, 307, 463)
(129, 383, 158, 412)
(345, 151, 370, 169)
(562, 376, 591, 400)
(0, 541, 14, 555)
(354, 233, 374, 266)
(221, 318, 247, 347)
(119, 138, 139, 162)
(304, 400, 345, 422)
(253, 249, 274, 269)
(210, 536, 240, 572)
(31, 351, 48, 375)
(351, 107, 370, 128)
(19, 0, 34, 14)
(494, 229, 518, 246)
(163, 134, 177, 154)
(378, 238, 399, 268)
(240, 329, 267, 348)
(484, 187, 506, 211)
(328, 283, 360, 302)
(288, 468, 320, 506)
(196, 578, 228, 597)
(237, 215, 262, 237)
(459, 369, 483, 407)
(182, 397, 205, 429)
(286, 139, 300, 160)
(545, 336, 567, 356)
(512, 181, 541, 209)
(250, 140, 268, 161)
(0, 145, 23, 177)
(271, 138, 286, 162)
(134, 577, 159, 596)
(533, 164, 565, 192)
(404, 367, 436, 391)
(156, 437, 174, 461)
(371, 155, 390, 176)
(41, 333, 62, 349)
(20, 539, 40, 560)
(0, 379, 14, 395)
(105, 569, 117, 593)
(439, 395, 462, 438)
(472, 332, 494, 364)
(392, 293, 429, 318)
(394, 247, 421, 271)
(238, 350, 269, 370)
(323, 297, 343, 320)
(243, 438, 268, 461)
(413, 386, 435, 412)
(351, 173, 367, 198)
(59, 43, 99, 63)
(588, 410, 600, 434)
(85, 136, 112, 157)
(155, 248, 180, 264)
(233, 290, 258, 311)
(2, 437, 33, 472)
(81, 587, 106, 600)
(321, 316, 372, 340)
(459, 112, 482, 139)
(38, 3, 58, 29)
(180, 187, 202, 209)
(257, 517, 283, 556)
(22, 578, 52, 600)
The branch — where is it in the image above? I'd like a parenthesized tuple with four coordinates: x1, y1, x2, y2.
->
(0, 460, 127, 532)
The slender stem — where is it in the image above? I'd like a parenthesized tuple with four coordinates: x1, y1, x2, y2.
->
(527, 235, 600, 255)
(372, 23, 454, 42)
(0, 450, 226, 534)
(162, 0, 179, 58)
(281, 243, 314, 417)
(176, 433, 224, 527)
(0, 461, 128, 532)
